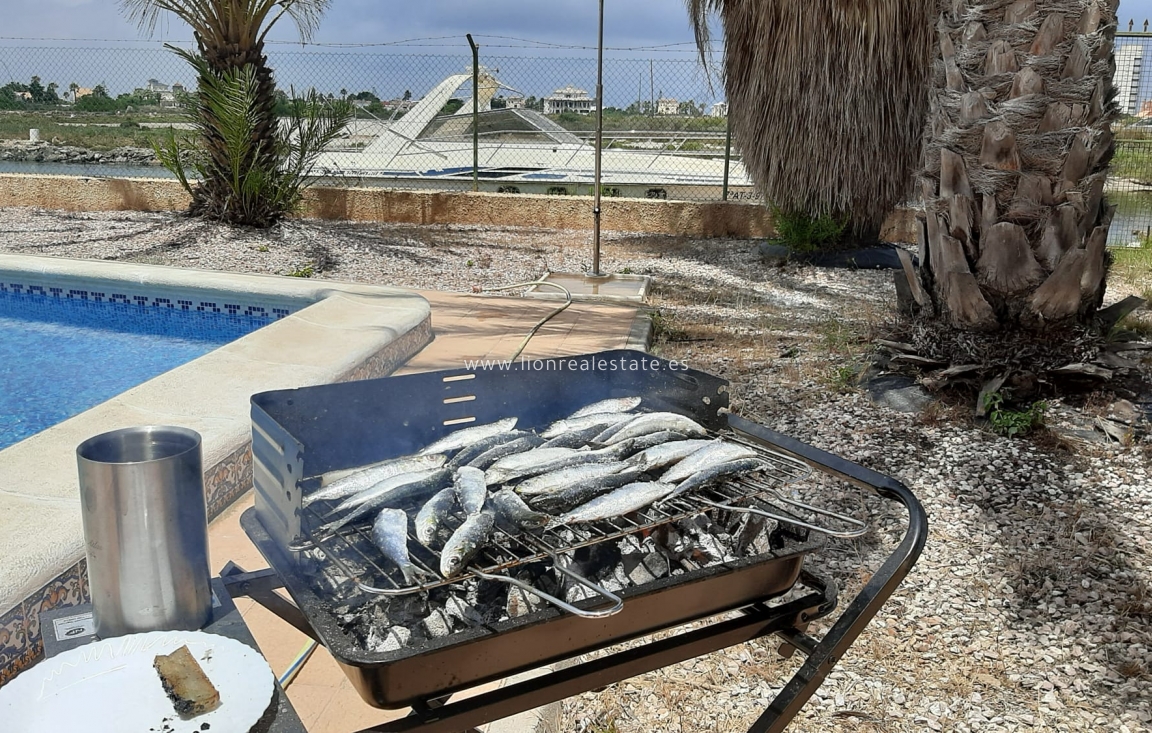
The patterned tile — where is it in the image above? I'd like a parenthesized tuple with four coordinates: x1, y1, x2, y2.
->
(0, 277, 294, 322)
(205, 443, 254, 520)
(0, 602, 30, 688)
(22, 564, 86, 656)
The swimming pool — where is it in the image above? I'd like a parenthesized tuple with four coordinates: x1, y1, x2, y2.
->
(0, 286, 273, 450)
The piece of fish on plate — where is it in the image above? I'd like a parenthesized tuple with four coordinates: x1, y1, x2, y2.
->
(418, 417, 518, 455)
(554, 481, 677, 525)
(307, 453, 447, 506)
(440, 511, 496, 577)
(371, 508, 436, 585)
(567, 396, 642, 419)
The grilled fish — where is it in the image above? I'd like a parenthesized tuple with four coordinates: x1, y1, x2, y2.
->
(489, 489, 550, 531)
(454, 466, 488, 514)
(414, 487, 457, 546)
(446, 430, 528, 470)
(607, 430, 690, 459)
(418, 417, 518, 455)
(307, 454, 447, 506)
(594, 412, 708, 445)
(321, 468, 451, 533)
(515, 460, 634, 496)
(467, 435, 545, 470)
(440, 511, 496, 578)
(555, 481, 676, 525)
(492, 445, 627, 485)
(540, 412, 631, 439)
(628, 439, 714, 473)
(485, 447, 578, 484)
(661, 457, 767, 503)
(568, 396, 642, 418)
(540, 424, 606, 450)
(530, 468, 644, 514)
(660, 441, 758, 484)
(371, 509, 434, 585)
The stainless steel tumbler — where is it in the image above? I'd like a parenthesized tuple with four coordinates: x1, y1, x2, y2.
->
(76, 426, 212, 638)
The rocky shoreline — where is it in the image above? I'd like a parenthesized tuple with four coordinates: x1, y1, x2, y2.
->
(0, 140, 159, 166)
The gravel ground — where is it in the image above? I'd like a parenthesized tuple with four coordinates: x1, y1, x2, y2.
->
(2, 207, 1151, 732)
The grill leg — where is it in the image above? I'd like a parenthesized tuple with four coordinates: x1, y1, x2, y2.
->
(220, 562, 321, 643)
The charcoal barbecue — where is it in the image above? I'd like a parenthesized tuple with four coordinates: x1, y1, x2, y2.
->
(227, 349, 927, 733)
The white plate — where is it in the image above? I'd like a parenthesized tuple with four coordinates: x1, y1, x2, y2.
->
(0, 630, 275, 733)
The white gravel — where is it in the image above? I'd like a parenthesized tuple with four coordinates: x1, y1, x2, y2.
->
(1, 206, 1150, 732)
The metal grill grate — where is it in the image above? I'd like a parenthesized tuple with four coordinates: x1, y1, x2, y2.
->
(287, 430, 868, 611)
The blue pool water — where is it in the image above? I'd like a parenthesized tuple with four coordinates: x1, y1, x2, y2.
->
(0, 289, 271, 450)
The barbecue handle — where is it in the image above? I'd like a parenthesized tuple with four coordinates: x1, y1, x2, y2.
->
(469, 564, 624, 619)
(727, 414, 929, 733)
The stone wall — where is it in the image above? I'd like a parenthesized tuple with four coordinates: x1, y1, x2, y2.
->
(0, 173, 918, 241)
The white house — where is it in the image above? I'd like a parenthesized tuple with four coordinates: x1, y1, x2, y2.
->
(656, 97, 679, 116)
(544, 85, 595, 115)
(709, 101, 729, 118)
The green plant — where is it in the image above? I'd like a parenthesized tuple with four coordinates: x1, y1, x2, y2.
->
(983, 393, 1048, 437)
(769, 205, 848, 252)
(466, 259, 474, 268)
(824, 364, 859, 393)
(257, 244, 269, 252)
(287, 263, 315, 278)
(620, 267, 634, 274)
(153, 49, 353, 227)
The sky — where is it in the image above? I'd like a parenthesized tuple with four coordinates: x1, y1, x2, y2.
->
(3, 1, 1152, 107)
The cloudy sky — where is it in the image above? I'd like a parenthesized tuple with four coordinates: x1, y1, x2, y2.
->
(2, 1, 1152, 107)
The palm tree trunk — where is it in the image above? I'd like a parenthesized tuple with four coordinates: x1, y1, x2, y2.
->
(911, 0, 1118, 368)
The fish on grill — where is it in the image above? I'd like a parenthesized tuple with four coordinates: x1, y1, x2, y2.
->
(489, 489, 550, 531)
(554, 481, 677, 525)
(607, 430, 690, 459)
(628, 439, 714, 473)
(593, 412, 708, 445)
(567, 396, 642, 418)
(418, 417, 518, 455)
(454, 466, 488, 514)
(529, 468, 645, 514)
(440, 511, 496, 577)
(660, 441, 758, 484)
(321, 468, 452, 533)
(661, 457, 767, 504)
(371, 509, 435, 585)
(467, 434, 546, 471)
(485, 447, 578, 485)
(446, 430, 529, 470)
(307, 454, 447, 506)
(515, 461, 635, 496)
(540, 424, 607, 450)
(492, 444, 629, 485)
(415, 487, 457, 546)
(540, 412, 631, 439)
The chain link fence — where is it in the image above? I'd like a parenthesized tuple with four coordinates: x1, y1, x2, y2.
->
(1111, 30, 1152, 246)
(0, 41, 757, 203)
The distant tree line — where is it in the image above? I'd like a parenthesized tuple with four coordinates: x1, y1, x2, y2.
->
(0, 76, 163, 112)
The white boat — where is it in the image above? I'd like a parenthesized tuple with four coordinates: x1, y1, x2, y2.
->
(312, 71, 757, 201)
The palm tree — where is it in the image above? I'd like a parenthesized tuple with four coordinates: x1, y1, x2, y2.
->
(686, 0, 936, 241)
(121, 0, 332, 225)
(903, 0, 1128, 400)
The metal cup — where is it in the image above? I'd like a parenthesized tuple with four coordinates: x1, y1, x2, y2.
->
(76, 426, 212, 638)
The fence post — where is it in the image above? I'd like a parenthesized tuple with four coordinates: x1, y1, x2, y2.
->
(592, 0, 605, 277)
(722, 114, 732, 201)
(467, 34, 479, 192)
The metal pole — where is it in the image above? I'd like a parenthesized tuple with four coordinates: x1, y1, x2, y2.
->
(722, 113, 732, 201)
(467, 34, 479, 192)
(592, 0, 605, 276)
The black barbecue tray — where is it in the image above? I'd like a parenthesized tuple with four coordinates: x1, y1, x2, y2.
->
(247, 350, 827, 708)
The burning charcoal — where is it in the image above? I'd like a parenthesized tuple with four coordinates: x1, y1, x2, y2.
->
(564, 583, 597, 604)
(506, 586, 547, 618)
(422, 608, 453, 638)
(443, 595, 484, 626)
(383, 595, 431, 628)
(366, 625, 412, 653)
(734, 516, 769, 556)
(569, 543, 622, 582)
(622, 552, 670, 586)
